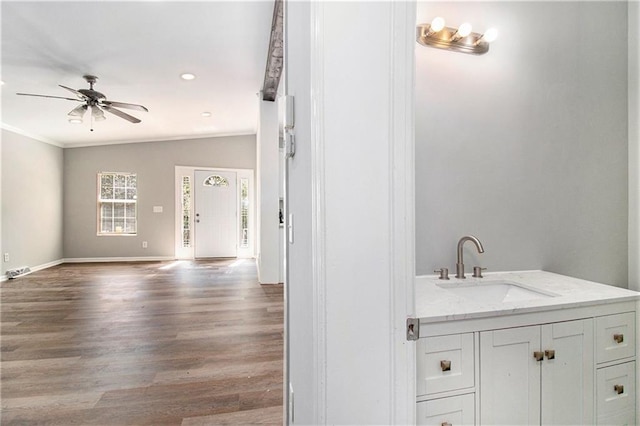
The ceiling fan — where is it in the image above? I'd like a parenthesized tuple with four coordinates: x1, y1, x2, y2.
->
(17, 75, 148, 131)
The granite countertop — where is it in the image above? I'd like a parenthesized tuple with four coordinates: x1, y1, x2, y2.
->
(415, 270, 640, 323)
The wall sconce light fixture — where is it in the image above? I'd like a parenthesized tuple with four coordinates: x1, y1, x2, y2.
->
(417, 17, 498, 55)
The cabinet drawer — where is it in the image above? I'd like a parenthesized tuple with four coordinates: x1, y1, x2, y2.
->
(417, 333, 474, 396)
(596, 361, 636, 419)
(596, 409, 636, 426)
(596, 312, 635, 363)
(417, 393, 475, 426)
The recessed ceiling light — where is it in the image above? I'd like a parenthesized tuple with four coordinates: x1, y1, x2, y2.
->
(180, 73, 196, 81)
(68, 118, 83, 124)
(201, 112, 212, 117)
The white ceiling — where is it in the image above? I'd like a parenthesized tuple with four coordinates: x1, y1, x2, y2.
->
(1, 1, 274, 147)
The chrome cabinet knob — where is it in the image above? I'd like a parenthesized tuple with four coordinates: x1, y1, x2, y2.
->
(613, 333, 624, 344)
(545, 349, 555, 360)
(533, 351, 544, 362)
(614, 384, 624, 395)
(440, 360, 451, 372)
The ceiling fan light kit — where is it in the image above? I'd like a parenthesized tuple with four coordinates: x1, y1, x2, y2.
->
(16, 75, 149, 131)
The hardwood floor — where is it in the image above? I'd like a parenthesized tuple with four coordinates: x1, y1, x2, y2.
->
(0, 259, 284, 425)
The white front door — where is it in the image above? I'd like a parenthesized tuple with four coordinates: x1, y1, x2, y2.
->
(194, 170, 237, 258)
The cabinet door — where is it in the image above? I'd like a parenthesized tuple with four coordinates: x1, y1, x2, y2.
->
(541, 319, 595, 425)
(480, 326, 541, 425)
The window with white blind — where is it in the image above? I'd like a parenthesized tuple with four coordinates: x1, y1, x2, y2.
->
(98, 172, 137, 235)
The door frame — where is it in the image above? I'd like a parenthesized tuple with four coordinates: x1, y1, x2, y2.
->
(174, 165, 255, 260)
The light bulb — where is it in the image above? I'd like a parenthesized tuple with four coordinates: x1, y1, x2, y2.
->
(458, 22, 472, 37)
(430, 17, 445, 32)
(69, 118, 83, 124)
(180, 73, 196, 81)
(482, 28, 498, 43)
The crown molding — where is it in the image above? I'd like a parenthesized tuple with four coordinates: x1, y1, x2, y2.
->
(0, 123, 255, 149)
(1, 123, 64, 147)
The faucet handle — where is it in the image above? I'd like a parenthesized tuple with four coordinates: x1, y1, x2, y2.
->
(472, 266, 487, 278)
(434, 268, 450, 280)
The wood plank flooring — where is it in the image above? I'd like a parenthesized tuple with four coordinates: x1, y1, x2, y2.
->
(0, 259, 284, 425)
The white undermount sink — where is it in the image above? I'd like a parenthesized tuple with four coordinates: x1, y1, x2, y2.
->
(437, 280, 558, 303)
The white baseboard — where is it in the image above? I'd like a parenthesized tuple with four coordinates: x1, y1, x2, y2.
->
(1, 257, 251, 282)
(1, 259, 64, 282)
(63, 256, 175, 263)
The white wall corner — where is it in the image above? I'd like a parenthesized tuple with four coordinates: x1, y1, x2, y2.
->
(256, 95, 282, 284)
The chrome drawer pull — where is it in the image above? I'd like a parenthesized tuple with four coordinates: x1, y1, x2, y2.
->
(533, 351, 544, 362)
(613, 333, 624, 344)
(440, 360, 451, 372)
(614, 384, 624, 395)
(545, 349, 555, 360)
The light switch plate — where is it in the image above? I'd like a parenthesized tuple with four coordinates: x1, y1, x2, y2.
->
(153, 206, 163, 213)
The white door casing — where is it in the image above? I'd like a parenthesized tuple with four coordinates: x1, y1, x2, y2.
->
(284, 1, 416, 424)
(194, 170, 237, 258)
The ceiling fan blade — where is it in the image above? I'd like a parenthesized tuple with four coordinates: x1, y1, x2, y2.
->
(59, 84, 88, 99)
(101, 100, 148, 112)
(68, 104, 88, 117)
(16, 92, 82, 102)
(102, 105, 141, 123)
(91, 105, 106, 121)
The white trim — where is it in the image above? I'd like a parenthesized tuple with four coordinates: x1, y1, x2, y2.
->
(629, 0, 640, 291)
(62, 131, 256, 149)
(63, 257, 174, 263)
(30, 259, 64, 272)
(1, 123, 63, 147)
(310, 1, 327, 422)
(389, 1, 417, 424)
(1, 259, 64, 282)
(0, 124, 255, 150)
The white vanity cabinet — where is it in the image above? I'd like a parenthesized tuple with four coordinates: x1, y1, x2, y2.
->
(416, 298, 638, 426)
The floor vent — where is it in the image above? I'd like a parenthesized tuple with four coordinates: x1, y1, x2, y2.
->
(6, 267, 31, 279)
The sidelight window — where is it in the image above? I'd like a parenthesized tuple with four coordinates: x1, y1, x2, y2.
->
(240, 178, 249, 248)
(181, 176, 191, 248)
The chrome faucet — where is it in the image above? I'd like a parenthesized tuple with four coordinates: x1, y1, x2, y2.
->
(456, 235, 484, 278)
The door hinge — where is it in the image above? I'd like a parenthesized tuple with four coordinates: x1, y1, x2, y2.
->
(406, 318, 420, 341)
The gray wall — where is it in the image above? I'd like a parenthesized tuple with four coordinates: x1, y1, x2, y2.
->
(1, 129, 64, 274)
(63, 135, 256, 259)
(416, 2, 629, 287)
